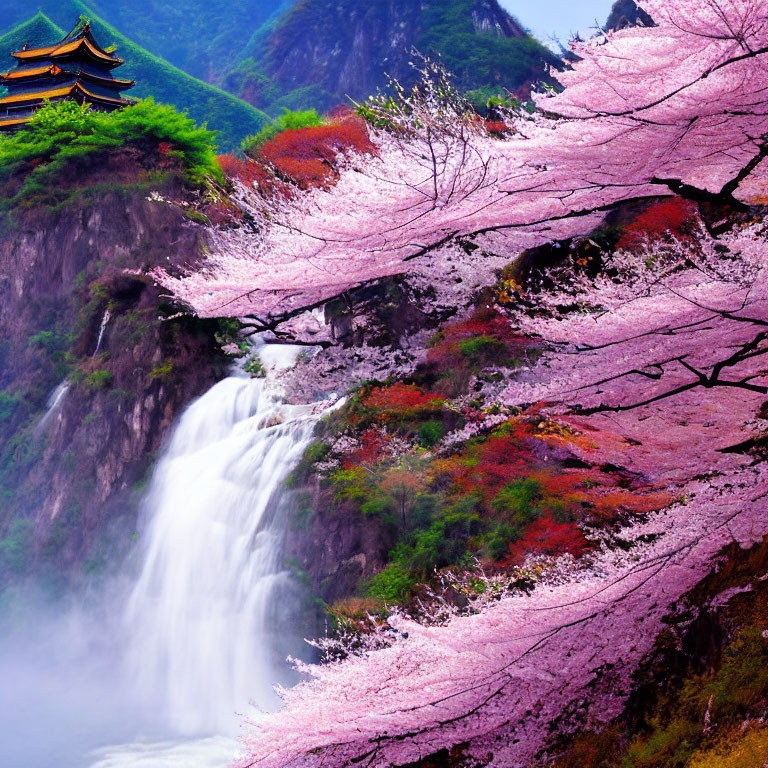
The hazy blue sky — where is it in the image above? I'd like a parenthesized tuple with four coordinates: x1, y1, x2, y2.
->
(500, 0, 617, 46)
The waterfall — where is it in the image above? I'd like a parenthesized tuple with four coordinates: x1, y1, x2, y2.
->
(35, 380, 69, 433)
(122, 368, 322, 737)
(93, 309, 111, 356)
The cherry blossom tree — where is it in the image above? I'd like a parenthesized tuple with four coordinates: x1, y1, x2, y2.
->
(226, 1, 768, 753)
(152, 0, 768, 328)
(234, 216, 768, 768)
(150, 4, 768, 765)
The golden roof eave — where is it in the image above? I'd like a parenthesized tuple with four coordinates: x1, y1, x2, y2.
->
(12, 37, 122, 65)
(0, 65, 134, 88)
(77, 83, 132, 106)
(0, 116, 31, 128)
(0, 84, 75, 105)
(0, 81, 132, 107)
(1, 64, 63, 81)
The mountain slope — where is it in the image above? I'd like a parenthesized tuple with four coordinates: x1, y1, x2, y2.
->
(225, 0, 559, 113)
(84, 0, 287, 80)
(0, 7, 270, 151)
(73, 2, 271, 150)
(0, 12, 65, 55)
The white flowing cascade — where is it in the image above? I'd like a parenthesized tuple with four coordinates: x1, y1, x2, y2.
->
(123, 372, 320, 736)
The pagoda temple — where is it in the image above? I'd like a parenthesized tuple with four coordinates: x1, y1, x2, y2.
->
(0, 19, 135, 132)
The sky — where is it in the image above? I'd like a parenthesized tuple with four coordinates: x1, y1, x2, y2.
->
(500, 0, 618, 47)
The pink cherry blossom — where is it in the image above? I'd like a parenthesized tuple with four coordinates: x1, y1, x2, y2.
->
(153, 0, 768, 327)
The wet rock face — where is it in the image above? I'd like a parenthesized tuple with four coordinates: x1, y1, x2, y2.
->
(286, 488, 394, 607)
(0, 187, 227, 580)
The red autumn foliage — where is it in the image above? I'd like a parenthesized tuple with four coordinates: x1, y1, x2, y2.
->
(451, 426, 536, 501)
(426, 308, 528, 375)
(363, 383, 446, 416)
(485, 120, 510, 136)
(258, 115, 377, 189)
(502, 514, 591, 566)
(342, 429, 389, 469)
(217, 154, 284, 194)
(617, 197, 698, 251)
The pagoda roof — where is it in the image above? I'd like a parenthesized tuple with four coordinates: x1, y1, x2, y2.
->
(0, 80, 133, 108)
(0, 64, 135, 89)
(1, 64, 62, 80)
(11, 23, 123, 67)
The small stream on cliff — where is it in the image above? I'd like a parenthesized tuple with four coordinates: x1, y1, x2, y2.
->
(1, 346, 326, 767)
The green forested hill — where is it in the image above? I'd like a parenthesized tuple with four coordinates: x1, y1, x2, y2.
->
(0, 13, 66, 54)
(0, 8, 270, 151)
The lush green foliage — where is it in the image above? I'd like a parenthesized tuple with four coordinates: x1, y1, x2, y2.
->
(367, 563, 416, 603)
(0, 99, 222, 204)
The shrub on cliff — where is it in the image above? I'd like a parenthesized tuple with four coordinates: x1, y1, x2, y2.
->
(241, 108, 322, 155)
(253, 111, 377, 189)
(0, 99, 222, 202)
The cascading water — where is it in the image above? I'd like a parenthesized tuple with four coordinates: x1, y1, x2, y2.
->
(0, 349, 325, 768)
(35, 379, 69, 433)
(93, 309, 111, 356)
(122, 366, 322, 738)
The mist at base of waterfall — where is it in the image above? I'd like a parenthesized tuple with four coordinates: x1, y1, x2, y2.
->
(0, 596, 150, 768)
(0, 353, 322, 767)
(89, 736, 238, 768)
(0, 604, 245, 768)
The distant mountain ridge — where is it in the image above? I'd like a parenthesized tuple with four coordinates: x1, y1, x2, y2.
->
(605, 0, 654, 30)
(224, 0, 560, 113)
(0, 0, 561, 142)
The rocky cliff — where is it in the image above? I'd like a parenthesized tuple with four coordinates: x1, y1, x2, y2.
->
(224, 0, 559, 112)
(0, 179, 227, 588)
(605, 0, 654, 31)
